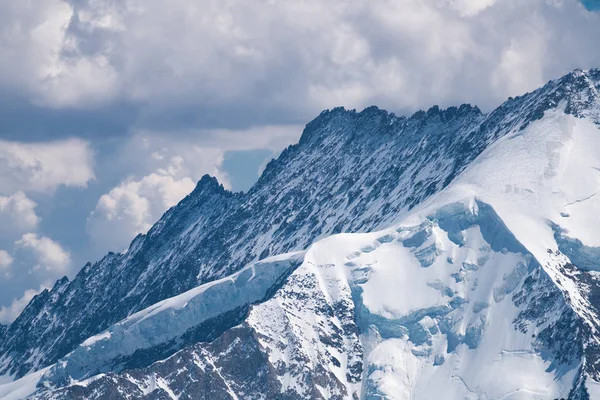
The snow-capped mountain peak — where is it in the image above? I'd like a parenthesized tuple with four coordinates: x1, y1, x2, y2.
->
(3, 68, 600, 399)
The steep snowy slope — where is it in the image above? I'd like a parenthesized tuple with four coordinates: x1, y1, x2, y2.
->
(8, 69, 600, 398)
(40, 252, 304, 387)
(3, 68, 599, 382)
(13, 201, 589, 399)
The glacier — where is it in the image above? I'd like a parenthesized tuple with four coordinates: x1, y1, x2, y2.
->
(14, 198, 595, 398)
(2, 68, 600, 398)
(38, 252, 303, 387)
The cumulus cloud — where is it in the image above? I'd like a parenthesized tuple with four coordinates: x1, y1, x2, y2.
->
(15, 233, 71, 275)
(0, 192, 40, 239)
(0, 250, 13, 279)
(0, 285, 48, 324)
(1, 0, 600, 125)
(0, 139, 95, 195)
(121, 135, 231, 185)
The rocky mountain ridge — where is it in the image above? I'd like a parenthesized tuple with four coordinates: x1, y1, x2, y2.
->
(2, 68, 600, 399)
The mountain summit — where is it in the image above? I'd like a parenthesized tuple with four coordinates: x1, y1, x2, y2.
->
(2, 68, 600, 399)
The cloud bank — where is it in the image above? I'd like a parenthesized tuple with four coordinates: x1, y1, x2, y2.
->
(1, 0, 600, 131)
(0, 192, 39, 239)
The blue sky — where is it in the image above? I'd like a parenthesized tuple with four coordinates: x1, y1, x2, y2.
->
(582, 0, 600, 10)
(0, 0, 599, 322)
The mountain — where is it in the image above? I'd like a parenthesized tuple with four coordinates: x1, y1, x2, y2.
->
(2, 92, 488, 378)
(2, 68, 600, 399)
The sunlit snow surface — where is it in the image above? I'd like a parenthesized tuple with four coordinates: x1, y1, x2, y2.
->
(5, 88, 600, 398)
(247, 202, 578, 399)
(14, 199, 582, 399)
(39, 252, 304, 386)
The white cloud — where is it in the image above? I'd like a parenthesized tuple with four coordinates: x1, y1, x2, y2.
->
(0, 139, 95, 195)
(124, 135, 231, 185)
(2, 0, 599, 117)
(0, 251, 12, 267)
(15, 233, 71, 275)
(0, 285, 48, 324)
(0, 250, 13, 279)
(0, 0, 117, 107)
(445, 0, 498, 16)
(0, 192, 40, 238)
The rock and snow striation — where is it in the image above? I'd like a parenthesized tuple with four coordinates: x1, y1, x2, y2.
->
(15, 201, 600, 398)
(2, 68, 600, 399)
(38, 253, 304, 388)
